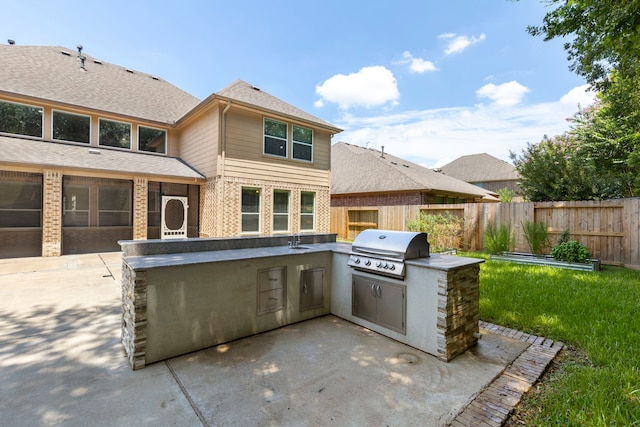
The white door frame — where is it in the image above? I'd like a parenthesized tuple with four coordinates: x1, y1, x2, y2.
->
(161, 196, 188, 239)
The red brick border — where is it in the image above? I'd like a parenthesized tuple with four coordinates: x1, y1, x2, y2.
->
(448, 321, 565, 427)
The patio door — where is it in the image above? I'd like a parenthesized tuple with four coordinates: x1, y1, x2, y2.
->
(161, 196, 188, 239)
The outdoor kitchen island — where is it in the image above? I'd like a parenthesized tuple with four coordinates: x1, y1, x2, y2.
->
(120, 232, 483, 370)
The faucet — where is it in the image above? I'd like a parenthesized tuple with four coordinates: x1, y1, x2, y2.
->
(289, 233, 301, 248)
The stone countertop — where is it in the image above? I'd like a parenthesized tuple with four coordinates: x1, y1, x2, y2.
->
(123, 242, 352, 270)
(122, 242, 483, 272)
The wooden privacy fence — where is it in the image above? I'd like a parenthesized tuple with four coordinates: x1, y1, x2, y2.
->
(330, 198, 640, 268)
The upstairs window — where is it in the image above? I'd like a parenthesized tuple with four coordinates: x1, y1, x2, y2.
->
(241, 187, 261, 233)
(292, 125, 313, 162)
(300, 192, 315, 231)
(273, 190, 290, 232)
(99, 118, 131, 149)
(264, 118, 287, 158)
(139, 126, 167, 154)
(0, 100, 43, 137)
(53, 110, 90, 144)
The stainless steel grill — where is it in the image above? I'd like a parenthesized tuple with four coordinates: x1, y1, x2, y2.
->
(348, 229, 430, 278)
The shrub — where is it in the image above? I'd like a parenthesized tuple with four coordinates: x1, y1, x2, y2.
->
(484, 222, 515, 254)
(522, 219, 550, 255)
(551, 240, 592, 263)
(406, 211, 463, 252)
(497, 187, 515, 202)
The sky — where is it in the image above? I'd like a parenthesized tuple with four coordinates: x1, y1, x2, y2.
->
(3, 0, 596, 168)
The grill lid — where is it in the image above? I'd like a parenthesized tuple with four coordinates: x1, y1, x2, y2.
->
(351, 229, 430, 260)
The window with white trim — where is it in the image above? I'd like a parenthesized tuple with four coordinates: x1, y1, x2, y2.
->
(0, 100, 43, 137)
(53, 110, 90, 144)
(241, 187, 261, 233)
(138, 125, 167, 154)
(273, 190, 290, 232)
(300, 192, 315, 231)
(264, 118, 287, 158)
(99, 118, 131, 149)
(292, 125, 313, 162)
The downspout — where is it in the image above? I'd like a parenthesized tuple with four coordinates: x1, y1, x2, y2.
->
(220, 100, 231, 235)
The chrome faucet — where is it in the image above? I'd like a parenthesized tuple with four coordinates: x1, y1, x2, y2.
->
(288, 233, 301, 248)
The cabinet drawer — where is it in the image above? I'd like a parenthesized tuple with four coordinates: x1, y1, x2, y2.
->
(257, 289, 285, 314)
(258, 267, 286, 292)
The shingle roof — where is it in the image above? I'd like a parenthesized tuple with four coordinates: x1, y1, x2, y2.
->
(217, 80, 342, 132)
(0, 135, 204, 180)
(0, 45, 200, 124)
(439, 153, 519, 182)
(331, 142, 494, 199)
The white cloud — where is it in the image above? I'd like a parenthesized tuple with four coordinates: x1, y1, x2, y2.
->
(401, 51, 437, 73)
(476, 81, 530, 107)
(333, 85, 596, 168)
(560, 84, 596, 107)
(439, 33, 486, 55)
(315, 66, 400, 110)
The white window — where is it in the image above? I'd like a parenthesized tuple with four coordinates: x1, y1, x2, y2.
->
(300, 192, 315, 231)
(292, 125, 313, 162)
(138, 125, 167, 154)
(273, 190, 290, 232)
(241, 187, 261, 233)
(0, 100, 43, 138)
(53, 110, 90, 144)
(264, 118, 287, 158)
(99, 118, 131, 149)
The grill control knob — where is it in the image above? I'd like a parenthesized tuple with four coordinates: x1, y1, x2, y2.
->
(365, 260, 371, 266)
(389, 264, 396, 271)
(383, 263, 389, 269)
(354, 258, 360, 264)
(376, 261, 382, 268)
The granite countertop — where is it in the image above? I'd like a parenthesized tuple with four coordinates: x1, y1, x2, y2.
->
(123, 241, 482, 272)
(123, 242, 352, 270)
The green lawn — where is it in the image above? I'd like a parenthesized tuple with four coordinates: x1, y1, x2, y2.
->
(470, 253, 640, 426)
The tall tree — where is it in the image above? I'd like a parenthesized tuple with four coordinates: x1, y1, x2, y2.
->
(527, 0, 640, 91)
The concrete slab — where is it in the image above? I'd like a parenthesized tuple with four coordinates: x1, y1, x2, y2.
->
(0, 253, 532, 426)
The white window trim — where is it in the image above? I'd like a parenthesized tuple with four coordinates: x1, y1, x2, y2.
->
(292, 125, 313, 163)
(0, 99, 44, 139)
(241, 187, 262, 235)
(51, 109, 91, 145)
(272, 190, 290, 233)
(98, 117, 132, 150)
(300, 191, 315, 231)
(138, 124, 167, 155)
(263, 117, 288, 158)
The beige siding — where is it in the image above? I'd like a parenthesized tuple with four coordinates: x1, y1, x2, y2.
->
(223, 109, 331, 186)
(177, 105, 219, 177)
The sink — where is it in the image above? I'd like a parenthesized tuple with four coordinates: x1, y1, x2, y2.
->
(288, 246, 309, 250)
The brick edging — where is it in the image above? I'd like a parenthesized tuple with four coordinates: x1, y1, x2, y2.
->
(448, 321, 565, 427)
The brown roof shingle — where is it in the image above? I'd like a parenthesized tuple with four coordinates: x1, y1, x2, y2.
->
(0, 45, 200, 124)
(439, 153, 519, 182)
(0, 135, 204, 180)
(331, 142, 494, 199)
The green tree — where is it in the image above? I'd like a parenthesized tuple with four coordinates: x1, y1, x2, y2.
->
(527, 0, 640, 91)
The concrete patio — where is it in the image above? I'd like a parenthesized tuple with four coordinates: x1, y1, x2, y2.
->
(0, 253, 562, 426)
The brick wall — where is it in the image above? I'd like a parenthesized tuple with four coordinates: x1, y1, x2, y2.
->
(133, 177, 148, 240)
(42, 170, 62, 257)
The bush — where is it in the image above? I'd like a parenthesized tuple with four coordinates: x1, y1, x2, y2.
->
(484, 222, 515, 254)
(551, 240, 592, 263)
(522, 219, 550, 255)
(406, 211, 463, 252)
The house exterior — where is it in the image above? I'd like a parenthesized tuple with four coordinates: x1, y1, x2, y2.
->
(331, 142, 497, 207)
(0, 44, 341, 258)
(438, 153, 520, 195)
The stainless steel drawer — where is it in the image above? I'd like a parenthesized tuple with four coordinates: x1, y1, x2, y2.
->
(258, 267, 286, 292)
(257, 288, 285, 314)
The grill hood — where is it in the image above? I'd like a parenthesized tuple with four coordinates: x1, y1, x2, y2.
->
(351, 229, 430, 260)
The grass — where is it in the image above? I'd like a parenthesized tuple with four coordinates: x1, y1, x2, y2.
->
(466, 252, 640, 426)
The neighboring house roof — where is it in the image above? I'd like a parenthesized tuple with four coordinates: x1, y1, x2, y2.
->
(0, 45, 200, 124)
(439, 153, 519, 183)
(0, 135, 205, 181)
(215, 80, 342, 132)
(331, 142, 495, 199)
